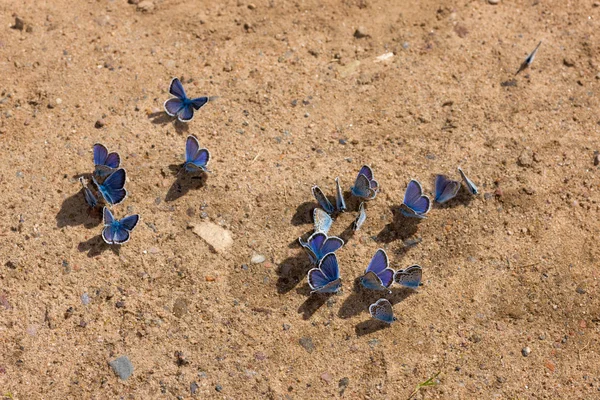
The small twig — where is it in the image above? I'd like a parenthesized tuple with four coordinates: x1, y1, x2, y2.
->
(251, 151, 262, 163)
(407, 371, 440, 399)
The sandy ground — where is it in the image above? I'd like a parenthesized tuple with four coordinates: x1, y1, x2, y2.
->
(1, 0, 600, 398)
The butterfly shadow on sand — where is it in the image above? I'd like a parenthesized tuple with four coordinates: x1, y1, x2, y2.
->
(78, 235, 120, 258)
(276, 242, 313, 294)
(338, 278, 414, 321)
(291, 201, 316, 226)
(297, 289, 334, 320)
(165, 164, 207, 202)
(375, 206, 421, 244)
(56, 175, 102, 229)
(147, 111, 189, 134)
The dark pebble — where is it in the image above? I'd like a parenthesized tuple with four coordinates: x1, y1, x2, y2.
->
(594, 152, 600, 166)
(241, 264, 249, 271)
(215, 384, 223, 392)
(339, 139, 347, 145)
(190, 381, 199, 395)
(115, 301, 125, 308)
(95, 119, 105, 128)
(299, 337, 315, 353)
(339, 377, 349, 395)
(576, 286, 587, 294)
(283, 323, 291, 331)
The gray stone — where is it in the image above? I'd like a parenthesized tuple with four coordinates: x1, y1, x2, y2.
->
(299, 337, 314, 353)
(251, 254, 266, 264)
(109, 356, 134, 380)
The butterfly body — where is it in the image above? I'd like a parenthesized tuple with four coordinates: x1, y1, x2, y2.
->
(394, 265, 422, 289)
(307, 252, 342, 294)
(369, 298, 396, 324)
(298, 232, 344, 264)
(164, 78, 210, 122)
(401, 179, 431, 218)
(360, 249, 394, 292)
(101, 207, 140, 245)
(457, 167, 479, 195)
(92, 168, 127, 206)
(434, 174, 460, 204)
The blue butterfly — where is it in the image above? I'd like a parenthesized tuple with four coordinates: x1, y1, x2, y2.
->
(183, 135, 211, 173)
(400, 179, 430, 218)
(92, 168, 127, 206)
(79, 177, 98, 208)
(369, 298, 396, 324)
(101, 207, 140, 245)
(312, 185, 335, 215)
(313, 208, 333, 235)
(298, 232, 344, 264)
(393, 265, 422, 289)
(351, 165, 378, 200)
(307, 252, 342, 294)
(516, 40, 542, 75)
(360, 249, 394, 292)
(335, 177, 346, 212)
(434, 174, 460, 204)
(93, 143, 120, 179)
(353, 202, 366, 231)
(164, 78, 210, 122)
(458, 167, 479, 195)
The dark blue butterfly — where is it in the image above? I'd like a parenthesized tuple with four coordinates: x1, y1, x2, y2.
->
(92, 168, 127, 206)
(400, 179, 430, 218)
(458, 167, 479, 195)
(101, 207, 140, 245)
(313, 208, 333, 235)
(79, 177, 98, 208)
(164, 78, 210, 122)
(393, 265, 422, 289)
(335, 177, 346, 212)
(307, 252, 342, 294)
(183, 135, 210, 173)
(516, 40, 542, 75)
(312, 186, 334, 215)
(369, 298, 396, 324)
(434, 174, 460, 204)
(298, 232, 344, 264)
(353, 202, 366, 231)
(351, 165, 379, 200)
(360, 249, 394, 292)
(93, 143, 120, 179)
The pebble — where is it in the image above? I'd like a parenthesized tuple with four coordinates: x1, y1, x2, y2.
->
(354, 26, 370, 39)
(521, 347, 531, 357)
(173, 297, 188, 318)
(518, 149, 534, 167)
(128, 0, 140, 3)
(137, 0, 155, 12)
(563, 57, 575, 67)
(189, 222, 233, 253)
(576, 286, 587, 294)
(339, 139, 347, 145)
(488, 0, 499, 4)
(299, 337, 315, 353)
(339, 377, 350, 395)
(594, 152, 600, 166)
(81, 293, 91, 305)
(95, 119, 105, 128)
(595, 1, 600, 6)
(321, 372, 332, 383)
(215, 384, 223, 392)
(283, 323, 291, 331)
(251, 254, 266, 264)
(109, 356, 134, 380)
(190, 381, 199, 395)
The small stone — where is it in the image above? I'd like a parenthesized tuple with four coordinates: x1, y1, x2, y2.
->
(137, 0, 155, 12)
(175, 351, 189, 366)
(576, 286, 587, 294)
(354, 26, 370, 39)
(128, 0, 140, 3)
(368, 339, 379, 348)
(95, 119, 105, 129)
(299, 337, 315, 353)
(518, 149, 534, 167)
(241, 264, 249, 271)
(12, 17, 26, 31)
(488, 0, 499, 4)
(283, 323, 291, 331)
(339, 139, 347, 145)
(538, 333, 546, 340)
(81, 293, 91, 305)
(248, 3, 256, 9)
(109, 356, 134, 380)
(173, 298, 188, 318)
(215, 384, 223, 392)
(190, 381, 199, 395)
(545, 360, 556, 372)
(189, 222, 233, 253)
(254, 352, 266, 360)
(251, 254, 266, 264)
(594, 153, 600, 166)
(321, 372, 332, 383)
(205, 276, 216, 282)
(521, 347, 531, 357)
(339, 377, 350, 395)
(115, 301, 125, 309)
(563, 57, 575, 67)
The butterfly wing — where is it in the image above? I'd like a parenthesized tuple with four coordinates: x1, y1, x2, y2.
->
(366, 249, 393, 288)
(190, 97, 209, 110)
(335, 177, 346, 212)
(403, 180, 430, 216)
(351, 174, 376, 199)
(394, 265, 422, 289)
(307, 268, 330, 291)
(369, 298, 395, 324)
(308, 253, 341, 294)
(319, 236, 344, 258)
(189, 149, 210, 170)
(97, 168, 127, 205)
(177, 104, 195, 122)
(312, 186, 334, 214)
(102, 222, 131, 245)
(168, 78, 187, 99)
(164, 98, 184, 117)
(93, 143, 108, 166)
(80, 177, 98, 208)
(318, 252, 340, 281)
(104, 152, 120, 169)
(313, 208, 333, 234)
(298, 237, 317, 264)
(185, 135, 200, 163)
(360, 271, 385, 291)
(119, 214, 140, 232)
(458, 167, 479, 195)
(353, 202, 366, 231)
(357, 165, 374, 181)
(434, 174, 460, 204)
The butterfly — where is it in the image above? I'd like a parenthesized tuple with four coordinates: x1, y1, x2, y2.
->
(92, 168, 127, 206)
(313, 208, 333, 235)
(79, 177, 98, 208)
(164, 78, 211, 122)
(400, 179, 431, 218)
(298, 232, 344, 264)
(369, 298, 396, 324)
(434, 174, 460, 204)
(353, 202, 366, 231)
(351, 165, 378, 200)
(458, 167, 479, 195)
(307, 252, 342, 294)
(335, 177, 346, 212)
(183, 135, 211, 173)
(393, 265, 422, 289)
(516, 41, 542, 75)
(93, 143, 120, 179)
(101, 207, 140, 245)
(360, 249, 394, 292)
(312, 186, 335, 215)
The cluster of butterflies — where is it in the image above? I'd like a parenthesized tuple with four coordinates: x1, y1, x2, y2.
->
(79, 135, 211, 244)
(299, 165, 479, 324)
